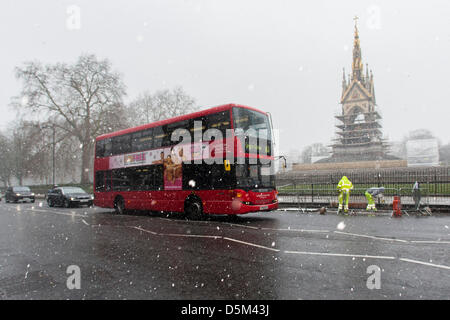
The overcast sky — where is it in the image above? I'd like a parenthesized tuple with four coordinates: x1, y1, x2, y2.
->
(1, 0, 449, 154)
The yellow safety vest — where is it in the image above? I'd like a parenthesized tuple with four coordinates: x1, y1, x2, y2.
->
(337, 176, 353, 191)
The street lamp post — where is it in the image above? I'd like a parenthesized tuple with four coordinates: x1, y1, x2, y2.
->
(52, 126, 55, 185)
(41, 124, 56, 185)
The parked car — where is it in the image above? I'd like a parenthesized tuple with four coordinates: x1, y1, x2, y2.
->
(47, 186, 94, 208)
(5, 186, 35, 203)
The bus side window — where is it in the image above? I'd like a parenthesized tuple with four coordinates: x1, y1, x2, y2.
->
(96, 140, 105, 158)
(105, 171, 112, 191)
(142, 166, 153, 190)
(95, 171, 105, 192)
(153, 126, 166, 149)
(153, 165, 164, 190)
(132, 129, 153, 152)
(132, 166, 153, 191)
(189, 117, 205, 143)
(182, 163, 210, 190)
(210, 164, 233, 189)
(205, 111, 230, 138)
(104, 139, 112, 157)
(131, 131, 142, 152)
(165, 120, 189, 146)
(162, 124, 173, 147)
(112, 134, 131, 155)
(112, 169, 132, 191)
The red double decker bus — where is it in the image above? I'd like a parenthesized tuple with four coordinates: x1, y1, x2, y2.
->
(93, 103, 278, 218)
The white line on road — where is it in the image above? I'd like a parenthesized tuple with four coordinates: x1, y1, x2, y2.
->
(223, 237, 280, 252)
(410, 240, 450, 244)
(4, 205, 449, 271)
(284, 250, 396, 260)
(129, 225, 450, 271)
(334, 231, 410, 243)
(399, 258, 450, 270)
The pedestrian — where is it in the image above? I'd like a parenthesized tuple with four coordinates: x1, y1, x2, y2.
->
(337, 175, 353, 214)
(412, 181, 421, 210)
(365, 187, 385, 211)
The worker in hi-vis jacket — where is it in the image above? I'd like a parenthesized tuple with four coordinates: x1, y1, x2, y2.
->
(337, 176, 353, 214)
(365, 187, 385, 211)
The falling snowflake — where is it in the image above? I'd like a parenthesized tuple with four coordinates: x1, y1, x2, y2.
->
(337, 221, 346, 230)
(20, 97, 31, 108)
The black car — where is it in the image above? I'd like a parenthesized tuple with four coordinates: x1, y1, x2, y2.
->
(47, 186, 94, 208)
(5, 186, 35, 203)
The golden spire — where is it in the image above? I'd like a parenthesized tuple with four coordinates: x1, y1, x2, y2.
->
(352, 15, 363, 81)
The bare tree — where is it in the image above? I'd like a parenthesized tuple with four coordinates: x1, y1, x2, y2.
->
(13, 54, 128, 183)
(0, 132, 13, 187)
(301, 143, 329, 164)
(129, 86, 197, 126)
(7, 121, 45, 185)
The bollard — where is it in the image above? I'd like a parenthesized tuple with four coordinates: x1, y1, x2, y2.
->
(392, 196, 402, 217)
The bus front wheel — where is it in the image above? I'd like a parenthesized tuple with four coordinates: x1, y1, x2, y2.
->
(114, 196, 126, 215)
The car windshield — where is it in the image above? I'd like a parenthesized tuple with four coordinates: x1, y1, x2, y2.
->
(13, 187, 30, 192)
(61, 187, 86, 194)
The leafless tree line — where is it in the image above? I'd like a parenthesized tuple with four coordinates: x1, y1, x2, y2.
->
(0, 54, 197, 187)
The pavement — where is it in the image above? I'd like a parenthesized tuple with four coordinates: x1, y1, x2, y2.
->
(0, 200, 449, 300)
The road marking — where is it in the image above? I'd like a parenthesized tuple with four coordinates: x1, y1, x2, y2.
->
(132, 226, 278, 251)
(30, 209, 86, 218)
(334, 231, 409, 243)
(158, 216, 450, 245)
(399, 258, 450, 270)
(128, 225, 450, 271)
(410, 240, 450, 244)
(223, 237, 280, 252)
(3, 205, 449, 271)
(225, 223, 330, 234)
(284, 250, 396, 260)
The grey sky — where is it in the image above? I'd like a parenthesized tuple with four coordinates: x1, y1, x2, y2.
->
(1, 0, 449, 155)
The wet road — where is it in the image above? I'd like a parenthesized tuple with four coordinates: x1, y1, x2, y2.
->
(0, 201, 449, 299)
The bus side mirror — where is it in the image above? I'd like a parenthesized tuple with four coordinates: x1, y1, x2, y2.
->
(224, 160, 231, 171)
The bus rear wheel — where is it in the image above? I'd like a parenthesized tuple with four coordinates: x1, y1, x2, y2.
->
(185, 198, 204, 220)
(114, 196, 126, 215)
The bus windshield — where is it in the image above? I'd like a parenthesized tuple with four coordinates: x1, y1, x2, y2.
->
(236, 164, 275, 190)
(233, 107, 272, 141)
